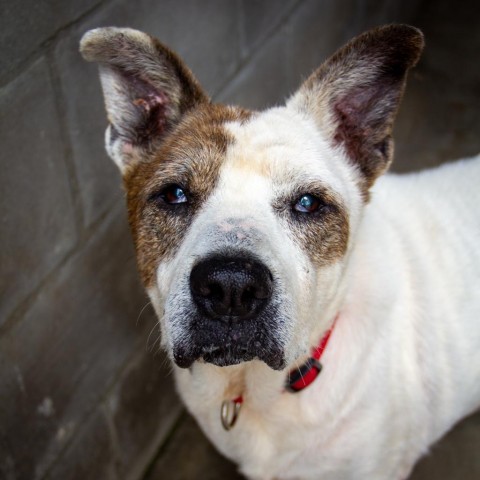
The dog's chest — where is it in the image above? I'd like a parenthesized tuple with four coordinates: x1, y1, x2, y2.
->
(186, 389, 414, 480)
(175, 347, 418, 480)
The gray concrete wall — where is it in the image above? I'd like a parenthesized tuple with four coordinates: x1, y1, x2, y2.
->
(0, 1, 478, 479)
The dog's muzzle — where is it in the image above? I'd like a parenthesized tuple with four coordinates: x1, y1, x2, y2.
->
(173, 254, 285, 370)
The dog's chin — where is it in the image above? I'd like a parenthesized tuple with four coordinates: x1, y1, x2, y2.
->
(202, 347, 255, 367)
(173, 345, 285, 371)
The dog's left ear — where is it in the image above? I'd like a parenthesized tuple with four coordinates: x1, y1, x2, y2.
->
(80, 27, 209, 173)
(288, 25, 424, 190)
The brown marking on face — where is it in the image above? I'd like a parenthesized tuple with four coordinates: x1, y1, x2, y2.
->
(123, 103, 253, 288)
(228, 144, 293, 179)
(274, 184, 349, 268)
(227, 152, 271, 178)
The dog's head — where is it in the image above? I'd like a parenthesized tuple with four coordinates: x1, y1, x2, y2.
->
(80, 25, 423, 370)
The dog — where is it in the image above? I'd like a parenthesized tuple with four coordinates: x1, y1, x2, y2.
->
(80, 24, 480, 479)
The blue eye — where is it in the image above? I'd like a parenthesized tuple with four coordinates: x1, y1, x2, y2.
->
(294, 194, 321, 213)
(158, 184, 188, 205)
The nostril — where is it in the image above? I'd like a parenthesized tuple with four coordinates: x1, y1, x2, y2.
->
(208, 283, 224, 302)
(239, 287, 256, 312)
(193, 281, 226, 304)
(241, 286, 254, 301)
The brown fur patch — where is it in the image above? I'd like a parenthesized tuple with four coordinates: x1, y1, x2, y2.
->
(226, 142, 285, 178)
(124, 104, 252, 288)
(274, 184, 349, 267)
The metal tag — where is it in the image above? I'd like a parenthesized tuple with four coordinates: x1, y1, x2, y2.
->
(221, 399, 242, 431)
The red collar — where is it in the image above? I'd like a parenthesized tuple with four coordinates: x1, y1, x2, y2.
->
(285, 322, 335, 392)
(221, 319, 336, 430)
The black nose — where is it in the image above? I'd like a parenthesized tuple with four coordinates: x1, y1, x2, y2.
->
(190, 255, 273, 321)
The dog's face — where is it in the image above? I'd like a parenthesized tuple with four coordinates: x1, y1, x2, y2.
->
(81, 25, 423, 370)
(127, 105, 355, 370)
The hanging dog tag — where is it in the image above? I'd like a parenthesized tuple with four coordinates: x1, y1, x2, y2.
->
(221, 397, 242, 431)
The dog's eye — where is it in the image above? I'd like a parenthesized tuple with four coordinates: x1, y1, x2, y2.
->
(156, 184, 188, 205)
(293, 194, 322, 213)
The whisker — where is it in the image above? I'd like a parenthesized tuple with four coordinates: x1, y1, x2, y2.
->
(294, 358, 306, 387)
(136, 301, 152, 326)
(146, 322, 161, 351)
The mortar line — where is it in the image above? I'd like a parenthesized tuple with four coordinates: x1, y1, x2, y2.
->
(0, 0, 111, 89)
(139, 411, 188, 480)
(0, 201, 120, 337)
(46, 45, 85, 244)
(39, 336, 153, 480)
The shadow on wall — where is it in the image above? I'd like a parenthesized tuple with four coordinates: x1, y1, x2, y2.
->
(0, 0, 479, 479)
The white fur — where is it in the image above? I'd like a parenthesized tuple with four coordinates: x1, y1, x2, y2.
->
(152, 107, 480, 479)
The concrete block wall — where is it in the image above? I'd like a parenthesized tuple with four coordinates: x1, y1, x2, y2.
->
(1, 1, 478, 479)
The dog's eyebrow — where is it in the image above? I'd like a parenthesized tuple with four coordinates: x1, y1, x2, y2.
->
(273, 179, 343, 206)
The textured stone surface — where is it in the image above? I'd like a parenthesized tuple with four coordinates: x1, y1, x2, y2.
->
(0, 0, 99, 84)
(392, 71, 480, 173)
(0, 208, 153, 480)
(414, 0, 480, 88)
(106, 347, 183, 480)
(55, 32, 122, 228)
(392, 0, 480, 172)
(239, 0, 300, 56)
(217, 30, 292, 108)
(282, 0, 359, 89)
(0, 58, 77, 324)
(346, 0, 421, 32)
(218, 0, 362, 108)
(45, 407, 117, 480)
(145, 414, 243, 480)
(86, 0, 243, 95)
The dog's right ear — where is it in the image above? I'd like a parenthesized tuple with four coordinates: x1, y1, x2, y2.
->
(287, 25, 424, 192)
(80, 27, 208, 173)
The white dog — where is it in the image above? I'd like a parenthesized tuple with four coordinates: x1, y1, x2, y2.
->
(80, 24, 480, 479)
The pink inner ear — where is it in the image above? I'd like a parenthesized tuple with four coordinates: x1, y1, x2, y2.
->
(115, 70, 174, 144)
(333, 80, 394, 154)
(126, 78, 171, 144)
(122, 142, 134, 154)
(333, 91, 371, 160)
(335, 83, 387, 128)
(133, 92, 167, 113)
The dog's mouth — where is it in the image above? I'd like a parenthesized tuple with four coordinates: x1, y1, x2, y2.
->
(201, 345, 255, 367)
(170, 251, 287, 371)
(173, 339, 285, 371)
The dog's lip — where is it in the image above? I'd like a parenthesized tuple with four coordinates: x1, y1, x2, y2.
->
(173, 351, 197, 369)
(173, 343, 285, 370)
(202, 346, 254, 367)
(172, 345, 249, 369)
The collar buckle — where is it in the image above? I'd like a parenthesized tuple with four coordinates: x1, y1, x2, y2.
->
(285, 357, 323, 393)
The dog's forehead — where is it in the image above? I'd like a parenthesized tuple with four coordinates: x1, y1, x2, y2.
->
(221, 107, 335, 184)
(127, 104, 347, 202)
